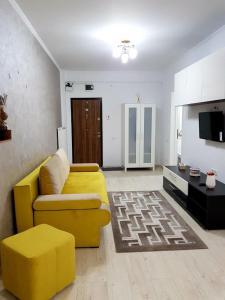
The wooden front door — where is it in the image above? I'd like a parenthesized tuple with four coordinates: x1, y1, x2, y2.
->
(71, 98, 103, 166)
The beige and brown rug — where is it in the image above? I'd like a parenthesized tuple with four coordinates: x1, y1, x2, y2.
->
(109, 191, 207, 252)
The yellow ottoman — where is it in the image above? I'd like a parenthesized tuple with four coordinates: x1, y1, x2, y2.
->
(1, 224, 75, 300)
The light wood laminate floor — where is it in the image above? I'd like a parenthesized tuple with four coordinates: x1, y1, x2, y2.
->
(1, 169, 225, 300)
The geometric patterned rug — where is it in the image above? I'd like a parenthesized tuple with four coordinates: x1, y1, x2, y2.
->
(108, 191, 207, 252)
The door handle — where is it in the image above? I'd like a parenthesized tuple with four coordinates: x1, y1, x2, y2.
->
(177, 129, 182, 139)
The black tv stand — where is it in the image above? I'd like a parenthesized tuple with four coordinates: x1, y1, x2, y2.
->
(163, 166, 225, 229)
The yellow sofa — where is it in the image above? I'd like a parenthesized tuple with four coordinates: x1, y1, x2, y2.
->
(14, 149, 111, 247)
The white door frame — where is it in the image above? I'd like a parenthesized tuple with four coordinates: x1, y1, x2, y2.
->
(176, 106, 183, 158)
(169, 93, 176, 165)
(169, 93, 183, 165)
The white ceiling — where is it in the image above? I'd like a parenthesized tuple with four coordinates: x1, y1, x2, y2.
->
(16, 0, 225, 70)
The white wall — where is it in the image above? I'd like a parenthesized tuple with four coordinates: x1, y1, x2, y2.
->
(165, 25, 225, 182)
(182, 102, 225, 183)
(61, 71, 164, 167)
(61, 25, 225, 173)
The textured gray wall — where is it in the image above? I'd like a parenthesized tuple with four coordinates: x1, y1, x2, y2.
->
(0, 0, 61, 239)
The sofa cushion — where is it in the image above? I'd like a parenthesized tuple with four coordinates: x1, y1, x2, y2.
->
(70, 163, 99, 172)
(62, 171, 109, 204)
(33, 194, 102, 210)
(39, 155, 66, 195)
(55, 149, 70, 179)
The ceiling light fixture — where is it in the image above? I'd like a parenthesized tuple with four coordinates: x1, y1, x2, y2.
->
(112, 40, 138, 64)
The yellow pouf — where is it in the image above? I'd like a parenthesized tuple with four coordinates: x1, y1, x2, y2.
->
(1, 224, 75, 300)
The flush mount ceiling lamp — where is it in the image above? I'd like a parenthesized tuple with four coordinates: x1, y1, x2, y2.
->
(112, 40, 138, 64)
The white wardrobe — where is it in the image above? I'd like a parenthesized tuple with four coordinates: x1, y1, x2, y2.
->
(123, 104, 156, 171)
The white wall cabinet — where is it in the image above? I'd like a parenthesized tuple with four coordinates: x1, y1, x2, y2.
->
(202, 49, 225, 102)
(186, 60, 203, 104)
(124, 104, 156, 171)
(174, 69, 187, 106)
(174, 48, 225, 106)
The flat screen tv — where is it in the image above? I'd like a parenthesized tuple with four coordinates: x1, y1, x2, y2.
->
(199, 111, 224, 142)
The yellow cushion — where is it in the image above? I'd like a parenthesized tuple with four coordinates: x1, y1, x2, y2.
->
(62, 171, 109, 204)
(70, 163, 99, 172)
(1, 224, 75, 300)
(39, 155, 66, 195)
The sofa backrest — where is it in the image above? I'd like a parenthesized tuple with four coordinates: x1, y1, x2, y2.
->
(39, 149, 70, 195)
(55, 148, 70, 178)
(14, 158, 50, 233)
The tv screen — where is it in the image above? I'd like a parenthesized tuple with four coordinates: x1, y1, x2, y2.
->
(199, 111, 224, 142)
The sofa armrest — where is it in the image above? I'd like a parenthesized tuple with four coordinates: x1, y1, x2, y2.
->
(33, 194, 102, 211)
(70, 163, 100, 172)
